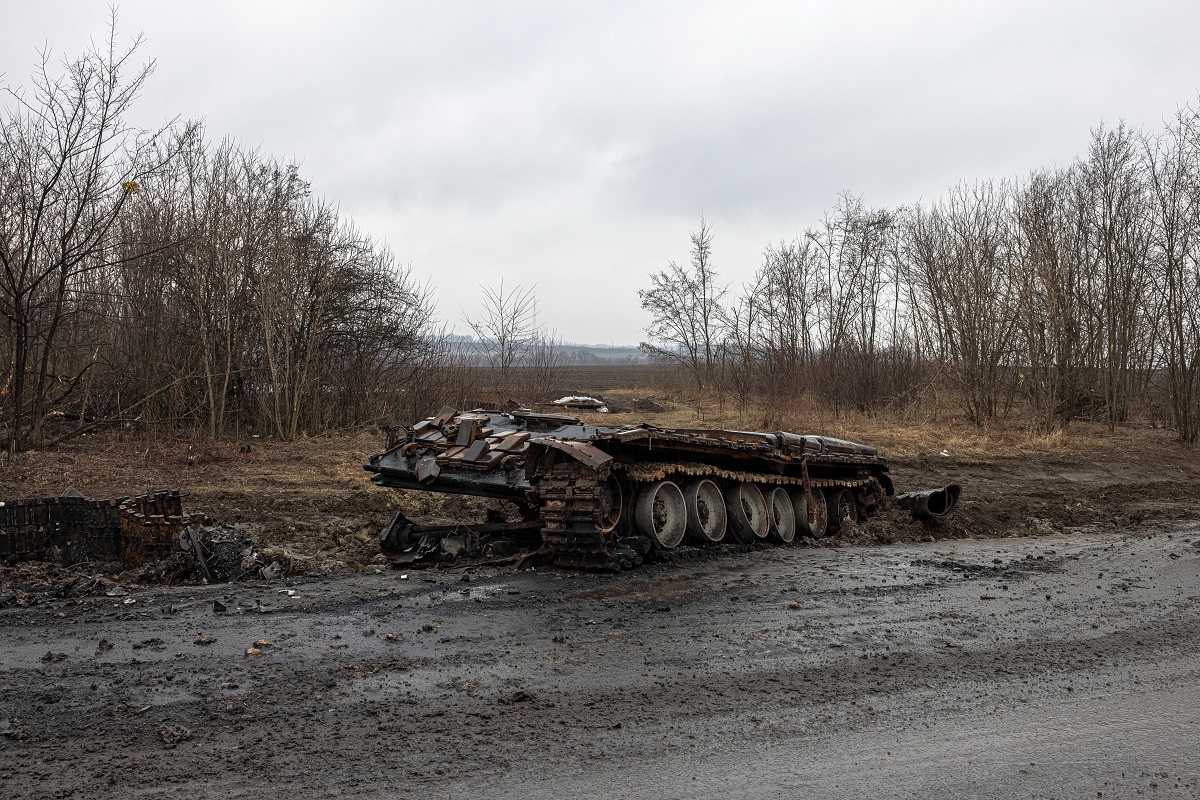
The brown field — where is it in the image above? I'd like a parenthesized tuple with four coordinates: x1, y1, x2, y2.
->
(541, 363, 672, 394)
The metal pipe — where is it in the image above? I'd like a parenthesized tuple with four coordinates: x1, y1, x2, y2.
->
(895, 484, 962, 519)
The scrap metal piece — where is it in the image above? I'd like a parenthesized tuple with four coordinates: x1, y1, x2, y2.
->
(536, 439, 613, 472)
(177, 527, 214, 583)
(0, 488, 188, 566)
(896, 484, 962, 519)
(456, 418, 481, 446)
(431, 406, 457, 427)
(414, 456, 441, 484)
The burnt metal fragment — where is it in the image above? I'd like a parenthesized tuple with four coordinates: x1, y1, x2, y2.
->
(0, 489, 187, 566)
(379, 509, 540, 553)
(895, 484, 962, 519)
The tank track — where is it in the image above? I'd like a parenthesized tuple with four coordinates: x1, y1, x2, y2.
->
(536, 458, 881, 570)
(620, 461, 877, 490)
(536, 462, 643, 571)
(0, 489, 186, 565)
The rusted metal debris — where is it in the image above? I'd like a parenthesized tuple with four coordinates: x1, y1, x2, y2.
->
(0, 489, 187, 567)
(122, 491, 190, 565)
(896, 485, 962, 519)
(377, 509, 540, 567)
(365, 407, 962, 572)
(379, 510, 540, 553)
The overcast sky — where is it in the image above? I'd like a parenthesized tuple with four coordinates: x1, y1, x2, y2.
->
(3, 1, 1199, 344)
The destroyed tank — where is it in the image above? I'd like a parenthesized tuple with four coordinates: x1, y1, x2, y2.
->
(364, 407, 960, 570)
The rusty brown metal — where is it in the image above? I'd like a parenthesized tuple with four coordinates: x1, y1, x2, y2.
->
(0, 489, 187, 566)
(800, 460, 816, 527)
(537, 439, 614, 472)
(120, 490, 187, 565)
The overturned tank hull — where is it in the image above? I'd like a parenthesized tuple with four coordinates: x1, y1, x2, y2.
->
(364, 407, 952, 570)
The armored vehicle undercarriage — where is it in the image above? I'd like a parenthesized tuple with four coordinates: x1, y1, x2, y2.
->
(365, 407, 959, 571)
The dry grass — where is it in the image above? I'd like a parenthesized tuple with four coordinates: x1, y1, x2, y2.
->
(567, 385, 1186, 463)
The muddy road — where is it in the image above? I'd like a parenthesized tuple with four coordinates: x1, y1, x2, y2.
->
(3, 529, 1199, 798)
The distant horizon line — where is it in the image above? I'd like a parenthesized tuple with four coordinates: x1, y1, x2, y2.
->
(444, 333, 643, 350)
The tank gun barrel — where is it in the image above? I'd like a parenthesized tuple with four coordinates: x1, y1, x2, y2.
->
(895, 484, 962, 519)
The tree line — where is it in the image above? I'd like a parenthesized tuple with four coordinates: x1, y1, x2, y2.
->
(641, 108, 1200, 443)
(0, 26, 469, 451)
(7, 24, 1200, 451)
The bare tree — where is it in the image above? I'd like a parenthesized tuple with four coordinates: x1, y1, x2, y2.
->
(1146, 107, 1200, 442)
(0, 16, 183, 449)
(720, 280, 761, 407)
(806, 194, 901, 411)
(904, 181, 1022, 424)
(526, 329, 564, 402)
(1013, 168, 1087, 431)
(464, 281, 539, 397)
(639, 217, 727, 390)
(753, 238, 819, 389)
(1076, 122, 1157, 425)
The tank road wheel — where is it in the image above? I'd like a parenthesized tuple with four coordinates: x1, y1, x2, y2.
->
(790, 488, 828, 538)
(634, 480, 687, 549)
(683, 479, 727, 543)
(725, 483, 769, 543)
(595, 475, 624, 534)
(825, 487, 858, 536)
(766, 487, 796, 544)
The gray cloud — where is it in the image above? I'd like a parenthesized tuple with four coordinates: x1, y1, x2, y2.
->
(3, 0, 1199, 343)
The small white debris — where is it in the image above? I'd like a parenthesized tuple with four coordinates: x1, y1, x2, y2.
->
(552, 396, 608, 411)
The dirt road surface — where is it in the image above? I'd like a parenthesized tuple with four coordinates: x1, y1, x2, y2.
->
(3, 527, 1199, 799)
